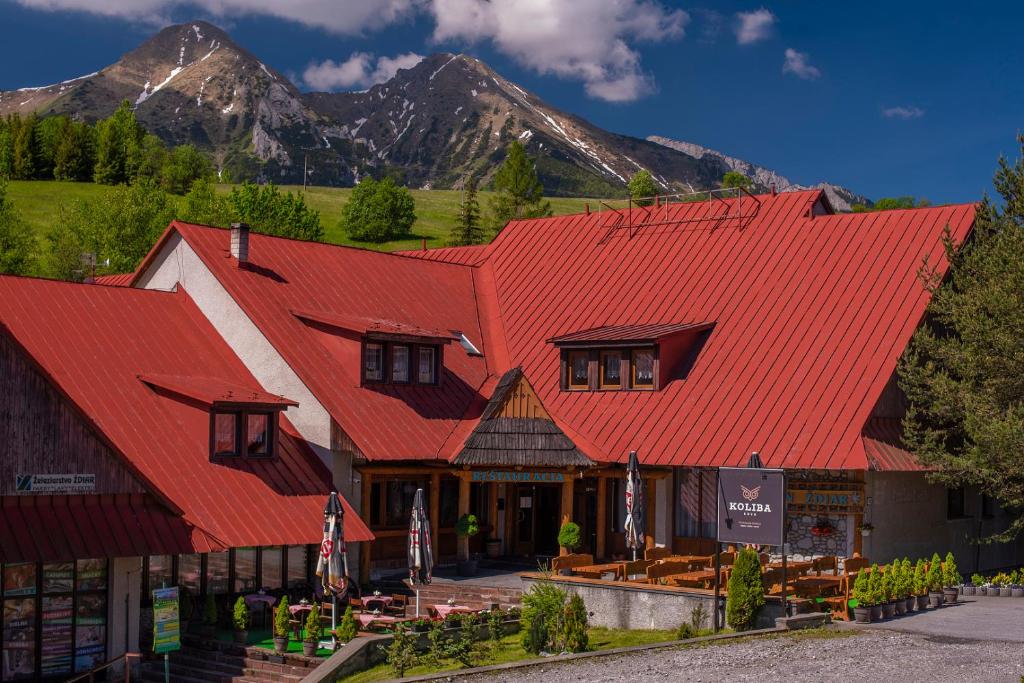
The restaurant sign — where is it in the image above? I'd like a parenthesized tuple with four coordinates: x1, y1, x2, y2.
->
(15, 473, 96, 493)
(717, 467, 786, 547)
(786, 489, 862, 511)
(470, 470, 566, 483)
(152, 587, 181, 654)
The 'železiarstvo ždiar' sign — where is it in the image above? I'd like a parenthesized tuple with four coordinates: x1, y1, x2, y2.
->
(152, 587, 181, 654)
(717, 467, 786, 547)
(15, 473, 96, 493)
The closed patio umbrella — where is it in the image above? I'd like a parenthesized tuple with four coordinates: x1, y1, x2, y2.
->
(407, 488, 434, 617)
(315, 491, 348, 647)
(624, 450, 645, 561)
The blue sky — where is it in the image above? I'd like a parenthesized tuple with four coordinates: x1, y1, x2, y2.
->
(1, 0, 1021, 203)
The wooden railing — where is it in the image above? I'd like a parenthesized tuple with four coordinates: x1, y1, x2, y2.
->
(65, 652, 143, 683)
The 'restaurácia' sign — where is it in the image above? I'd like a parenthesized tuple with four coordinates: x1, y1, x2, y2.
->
(717, 467, 786, 547)
(470, 470, 566, 483)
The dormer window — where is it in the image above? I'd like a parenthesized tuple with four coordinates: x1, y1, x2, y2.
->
(418, 347, 437, 384)
(211, 410, 278, 458)
(362, 339, 443, 386)
(364, 342, 384, 381)
(600, 350, 622, 389)
(391, 345, 410, 383)
(568, 351, 590, 390)
(631, 348, 655, 389)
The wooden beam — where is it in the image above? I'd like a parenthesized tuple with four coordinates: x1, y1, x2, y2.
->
(560, 476, 575, 555)
(596, 476, 607, 560)
(430, 471, 441, 562)
(359, 471, 372, 584)
(645, 479, 656, 552)
(488, 480, 499, 540)
(457, 476, 470, 561)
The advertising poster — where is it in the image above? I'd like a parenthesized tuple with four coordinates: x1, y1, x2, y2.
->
(75, 594, 107, 671)
(42, 563, 73, 594)
(2, 598, 36, 680)
(2, 564, 36, 597)
(40, 595, 73, 676)
(152, 587, 181, 654)
(75, 559, 107, 592)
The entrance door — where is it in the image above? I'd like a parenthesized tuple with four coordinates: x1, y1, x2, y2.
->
(513, 485, 561, 558)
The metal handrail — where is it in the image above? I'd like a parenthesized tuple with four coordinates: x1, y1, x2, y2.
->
(65, 651, 143, 683)
(598, 186, 763, 238)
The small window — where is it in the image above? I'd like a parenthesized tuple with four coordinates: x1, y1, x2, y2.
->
(947, 487, 967, 519)
(568, 350, 590, 390)
(392, 345, 410, 382)
(600, 350, 621, 388)
(214, 412, 238, 455)
(246, 413, 270, 456)
(631, 348, 655, 388)
(418, 346, 437, 384)
(364, 342, 383, 382)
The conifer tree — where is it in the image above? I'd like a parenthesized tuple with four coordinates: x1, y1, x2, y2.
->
(488, 140, 551, 233)
(450, 175, 484, 246)
(93, 100, 144, 184)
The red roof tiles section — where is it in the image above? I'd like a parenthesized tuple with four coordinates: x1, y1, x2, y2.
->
(290, 309, 457, 342)
(862, 418, 927, 472)
(139, 374, 299, 407)
(92, 273, 134, 287)
(0, 276, 371, 546)
(548, 322, 714, 344)
(173, 223, 491, 462)
(397, 244, 492, 266)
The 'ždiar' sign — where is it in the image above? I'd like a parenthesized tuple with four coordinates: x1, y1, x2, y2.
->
(786, 489, 862, 511)
(470, 471, 566, 483)
(717, 467, 786, 547)
(15, 474, 96, 493)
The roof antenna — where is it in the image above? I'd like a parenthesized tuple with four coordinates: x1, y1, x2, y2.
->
(747, 451, 764, 468)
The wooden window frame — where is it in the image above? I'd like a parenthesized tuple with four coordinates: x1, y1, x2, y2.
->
(630, 347, 656, 390)
(599, 350, 623, 390)
(566, 350, 592, 390)
(361, 339, 442, 387)
(417, 346, 438, 385)
(390, 344, 411, 384)
(209, 408, 279, 459)
(363, 341, 384, 383)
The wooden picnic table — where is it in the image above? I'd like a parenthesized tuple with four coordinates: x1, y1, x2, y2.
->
(665, 555, 713, 566)
(431, 604, 475, 619)
(788, 575, 844, 598)
(666, 569, 720, 588)
(572, 562, 626, 580)
(356, 613, 399, 629)
(768, 560, 814, 573)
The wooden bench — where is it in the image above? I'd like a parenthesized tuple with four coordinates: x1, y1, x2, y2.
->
(550, 553, 594, 573)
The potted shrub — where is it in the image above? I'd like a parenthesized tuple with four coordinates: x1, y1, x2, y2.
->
(232, 596, 249, 644)
(880, 565, 897, 618)
(558, 522, 582, 555)
(201, 593, 218, 638)
(942, 551, 961, 604)
(965, 573, 983, 597)
(273, 597, 290, 654)
(913, 559, 929, 610)
(926, 553, 944, 607)
(336, 605, 358, 643)
(900, 558, 915, 613)
(456, 513, 480, 576)
(1012, 570, 1024, 598)
(867, 564, 885, 621)
(892, 562, 907, 616)
(302, 604, 321, 657)
(850, 569, 873, 623)
(993, 572, 1013, 597)
(859, 522, 874, 538)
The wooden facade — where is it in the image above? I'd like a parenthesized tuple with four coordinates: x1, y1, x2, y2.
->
(0, 332, 146, 496)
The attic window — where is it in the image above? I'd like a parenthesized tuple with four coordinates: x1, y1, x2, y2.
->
(362, 339, 443, 386)
(212, 410, 277, 458)
(631, 349, 655, 389)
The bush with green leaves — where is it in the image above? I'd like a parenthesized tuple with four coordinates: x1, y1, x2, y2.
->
(882, 565, 896, 602)
(851, 567, 873, 607)
(689, 603, 709, 633)
(899, 558, 914, 598)
(426, 620, 446, 667)
(274, 597, 291, 640)
(557, 522, 582, 553)
(867, 564, 884, 604)
(228, 182, 324, 241)
(725, 548, 765, 630)
(627, 169, 658, 206)
(520, 581, 567, 654)
(0, 180, 35, 275)
(445, 617, 478, 668)
(487, 608, 503, 643)
(675, 622, 697, 640)
(304, 604, 322, 643)
(203, 593, 218, 626)
(562, 593, 588, 653)
(970, 572, 985, 586)
(386, 625, 417, 677)
(943, 552, 961, 587)
(232, 597, 248, 632)
(456, 513, 480, 539)
(339, 176, 416, 243)
(913, 559, 928, 595)
(926, 553, 944, 592)
(336, 605, 357, 643)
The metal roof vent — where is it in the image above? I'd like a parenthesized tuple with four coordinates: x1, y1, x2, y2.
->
(230, 222, 250, 265)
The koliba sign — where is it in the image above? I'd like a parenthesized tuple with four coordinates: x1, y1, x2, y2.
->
(471, 470, 566, 483)
(717, 467, 786, 547)
(15, 473, 96, 493)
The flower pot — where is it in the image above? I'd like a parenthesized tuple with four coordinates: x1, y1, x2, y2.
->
(999, 587, 1013, 597)
(860, 528, 872, 537)
(943, 587, 959, 604)
(928, 591, 943, 608)
(894, 599, 907, 616)
(870, 604, 883, 621)
(881, 601, 896, 619)
(978, 586, 989, 596)
(904, 596, 915, 613)
(485, 539, 501, 559)
(302, 641, 317, 657)
(915, 594, 929, 610)
(852, 606, 872, 623)
(457, 559, 479, 577)
(233, 630, 248, 644)
(962, 585, 975, 596)
(273, 637, 288, 654)
(1011, 587, 1024, 598)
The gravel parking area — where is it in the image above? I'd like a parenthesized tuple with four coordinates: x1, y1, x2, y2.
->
(458, 629, 1024, 683)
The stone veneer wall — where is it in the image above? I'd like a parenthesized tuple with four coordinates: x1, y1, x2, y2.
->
(783, 513, 852, 561)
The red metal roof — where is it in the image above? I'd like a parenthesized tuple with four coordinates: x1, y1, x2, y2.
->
(92, 273, 133, 287)
(139, 374, 299, 407)
(548, 322, 714, 345)
(291, 309, 457, 342)
(0, 276, 372, 546)
(156, 223, 491, 462)
(862, 417, 927, 471)
(397, 244, 492, 266)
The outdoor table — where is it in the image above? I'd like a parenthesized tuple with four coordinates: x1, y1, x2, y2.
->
(432, 604, 473, 619)
(572, 563, 625, 580)
(768, 560, 814, 574)
(667, 569, 718, 588)
(290, 604, 314, 618)
(364, 595, 394, 611)
(665, 555, 713, 566)
(244, 594, 276, 609)
(788, 576, 843, 598)
(356, 613, 397, 629)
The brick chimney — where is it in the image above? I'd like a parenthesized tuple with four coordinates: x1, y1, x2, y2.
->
(230, 222, 249, 265)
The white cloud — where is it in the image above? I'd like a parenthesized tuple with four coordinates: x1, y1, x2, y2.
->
(303, 52, 423, 91)
(882, 105, 924, 120)
(427, 0, 688, 102)
(782, 48, 820, 80)
(735, 8, 775, 45)
(11, 0, 416, 34)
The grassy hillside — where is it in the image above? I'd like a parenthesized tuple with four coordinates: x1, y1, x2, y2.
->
(7, 180, 597, 253)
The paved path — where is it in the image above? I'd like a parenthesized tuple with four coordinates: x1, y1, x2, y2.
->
(463, 630, 1023, 682)
(838, 596, 1024, 642)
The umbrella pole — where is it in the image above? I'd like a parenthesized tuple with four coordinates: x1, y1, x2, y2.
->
(332, 594, 338, 649)
(416, 589, 420, 618)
